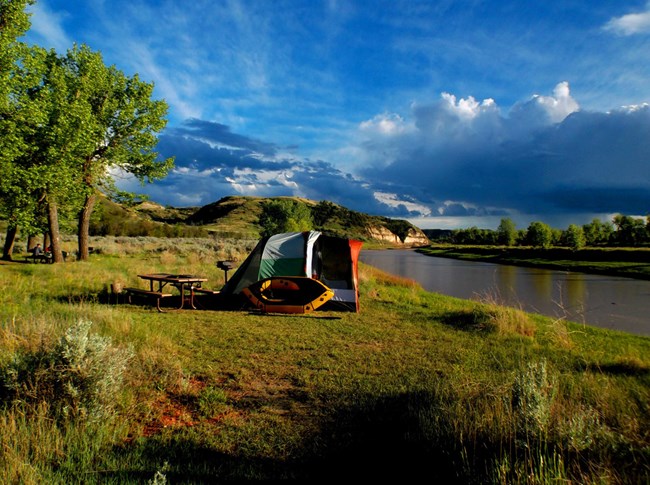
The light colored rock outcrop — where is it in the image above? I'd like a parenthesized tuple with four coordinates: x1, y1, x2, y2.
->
(402, 228, 430, 247)
(365, 226, 430, 247)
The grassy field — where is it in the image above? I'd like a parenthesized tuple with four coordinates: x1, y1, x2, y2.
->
(419, 244, 650, 280)
(0, 237, 648, 484)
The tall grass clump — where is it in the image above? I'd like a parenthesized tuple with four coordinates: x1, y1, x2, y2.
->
(467, 291, 536, 337)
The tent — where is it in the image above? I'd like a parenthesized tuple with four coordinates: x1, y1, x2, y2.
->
(219, 231, 363, 312)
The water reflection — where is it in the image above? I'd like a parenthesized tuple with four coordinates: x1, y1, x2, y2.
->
(566, 275, 585, 308)
(532, 269, 553, 304)
(360, 250, 650, 336)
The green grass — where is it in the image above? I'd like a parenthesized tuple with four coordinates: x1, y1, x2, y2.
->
(0, 240, 648, 484)
(419, 244, 650, 280)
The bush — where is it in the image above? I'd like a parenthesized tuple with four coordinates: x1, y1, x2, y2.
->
(0, 320, 133, 422)
(258, 199, 313, 237)
(511, 359, 557, 440)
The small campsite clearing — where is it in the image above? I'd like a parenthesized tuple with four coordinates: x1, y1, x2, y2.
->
(0, 244, 648, 484)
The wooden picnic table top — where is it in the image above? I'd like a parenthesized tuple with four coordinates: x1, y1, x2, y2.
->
(137, 273, 208, 283)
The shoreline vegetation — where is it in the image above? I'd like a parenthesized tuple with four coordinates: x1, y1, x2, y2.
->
(0, 236, 648, 483)
(417, 244, 650, 281)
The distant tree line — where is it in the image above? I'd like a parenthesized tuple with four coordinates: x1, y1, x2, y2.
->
(433, 215, 650, 249)
(0, 1, 173, 261)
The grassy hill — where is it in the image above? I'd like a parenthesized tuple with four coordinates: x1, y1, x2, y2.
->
(90, 195, 430, 245)
(88, 196, 207, 238)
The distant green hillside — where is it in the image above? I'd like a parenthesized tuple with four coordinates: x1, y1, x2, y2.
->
(89, 196, 207, 238)
(89, 195, 430, 245)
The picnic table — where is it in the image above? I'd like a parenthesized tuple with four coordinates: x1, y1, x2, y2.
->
(125, 273, 208, 312)
(25, 250, 68, 263)
(26, 252, 53, 263)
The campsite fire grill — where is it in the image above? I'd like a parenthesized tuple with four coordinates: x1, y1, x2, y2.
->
(217, 260, 235, 282)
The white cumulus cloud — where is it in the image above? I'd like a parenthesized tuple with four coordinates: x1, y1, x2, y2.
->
(532, 81, 581, 123)
(359, 113, 409, 135)
(604, 4, 650, 35)
(373, 192, 432, 216)
(441, 93, 497, 120)
(359, 82, 649, 223)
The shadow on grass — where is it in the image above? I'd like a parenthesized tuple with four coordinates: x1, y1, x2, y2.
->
(302, 391, 473, 483)
(51, 289, 124, 306)
(52, 289, 184, 311)
(76, 289, 347, 317)
(438, 310, 490, 333)
(251, 312, 343, 320)
(104, 440, 293, 483)
(101, 391, 481, 483)
(94, 383, 648, 483)
(577, 360, 649, 377)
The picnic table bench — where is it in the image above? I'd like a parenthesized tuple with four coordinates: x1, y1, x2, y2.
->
(123, 287, 174, 312)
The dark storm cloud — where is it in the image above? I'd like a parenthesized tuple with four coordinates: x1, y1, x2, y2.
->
(173, 119, 278, 157)
(141, 119, 395, 211)
(359, 83, 650, 220)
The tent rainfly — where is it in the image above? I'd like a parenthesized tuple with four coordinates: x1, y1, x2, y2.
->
(219, 231, 363, 312)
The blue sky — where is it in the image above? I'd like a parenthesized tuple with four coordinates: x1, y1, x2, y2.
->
(24, 0, 650, 229)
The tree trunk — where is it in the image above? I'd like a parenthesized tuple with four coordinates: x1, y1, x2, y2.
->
(77, 192, 96, 261)
(46, 199, 64, 263)
(2, 226, 18, 261)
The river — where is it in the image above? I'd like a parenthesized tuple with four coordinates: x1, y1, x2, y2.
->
(359, 249, 650, 336)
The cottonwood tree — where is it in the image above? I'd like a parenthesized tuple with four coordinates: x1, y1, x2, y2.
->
(582, 218, 613, 246)
(1, 42, 173, 262)
(20, 47, 87, 263)
(2, 2, 172, 261)
(497, 217, 517, 246)
(0, 0, 32, 101)
(1, 5, 81, 262)
(0, 0, 34, 259)
(64, 45, 173, 260)
(526, 221, 553, 248)
(259, 199, 313, 237)
(612, 214, 648, 246)
(563, 224, 586, 250)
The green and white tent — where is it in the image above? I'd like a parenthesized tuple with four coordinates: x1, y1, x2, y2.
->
(219, 231, 363, 312)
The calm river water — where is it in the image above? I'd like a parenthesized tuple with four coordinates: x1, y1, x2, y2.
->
(360, 250, 650, 336)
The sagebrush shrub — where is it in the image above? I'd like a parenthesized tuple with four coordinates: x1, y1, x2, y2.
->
(0, 320, 133, 422)
(511, 359, 557, 438)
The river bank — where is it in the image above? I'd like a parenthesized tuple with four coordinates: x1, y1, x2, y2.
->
(417, 245, 650, 280)
(361, 249, 650, 336)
